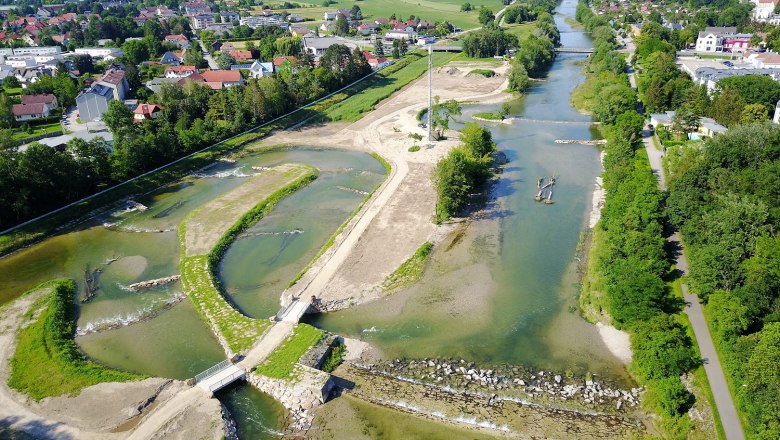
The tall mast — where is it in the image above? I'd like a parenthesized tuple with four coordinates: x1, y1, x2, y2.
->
(427, 44, 433, 144)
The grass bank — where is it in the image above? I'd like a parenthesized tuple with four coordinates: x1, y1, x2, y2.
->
(321, 51, 461, 122)
(382, 242, 434, 292)
(8, 279, 143, 400)
(254, 324, 324, 379)
(179, 166, 318, 354)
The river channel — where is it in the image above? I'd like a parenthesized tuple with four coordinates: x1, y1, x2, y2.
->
(0, 1, 628, 437)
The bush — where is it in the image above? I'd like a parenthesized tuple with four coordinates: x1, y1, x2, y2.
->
(408, 145, 421, 152)
(321, 343, 346, 373)
(469, 69, 495, 77)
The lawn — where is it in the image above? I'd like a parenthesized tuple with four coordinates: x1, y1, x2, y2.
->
(265, 0, 499, 30)
(504, 22, 537, 42)
(321, 51, 460, 122)
(254, 323, 324, 379)
(8, 279, 143, 400)
(3, 86, 23, 96)
(11, 122, 63, 142)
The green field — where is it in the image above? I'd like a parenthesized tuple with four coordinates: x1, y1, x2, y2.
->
(255, 324, 324, 379)
(265, 0, 507, 30)
(504, 22, 537, 41)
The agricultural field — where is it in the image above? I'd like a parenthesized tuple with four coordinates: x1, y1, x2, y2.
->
(262, 0, 508, 30)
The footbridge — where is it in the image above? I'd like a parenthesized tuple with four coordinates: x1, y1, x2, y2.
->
(555, 47, 593, 54)
(195, 360, 246, 393)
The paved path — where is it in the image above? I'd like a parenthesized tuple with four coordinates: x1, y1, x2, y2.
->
(641, 132, 745, 440)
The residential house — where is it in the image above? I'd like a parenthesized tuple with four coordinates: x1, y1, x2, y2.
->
(302, 36, 357, 57)
(323, 10, 351, 21)
(97, 67, 130, 100)
(201, 69, 244, 88)
(210, 41, 223, 52)
(219, 43, 236, 52)
(743, 51, 780, 68)
(191, 14, 216, 30)
(385, 30, 418, 41)
(165, 65, 199, 78)
(248, 60, 274, 78)
(693, 66, 780, 94)
(229, 50, 253, 62)
(182, 2, 211, 15)
(12, 46, 61, 56)
(649, 111, 728, 137)
(76, 84, 114, 121)
(164, 34, 191, 49)
(290, 24, 313, 38)
(220, 11, 239, 23)
(273, 56, 298, 72)
(357, 22, 379, 36)
(133, 103, 163, 121)
(12, 102, 50, 121)
(695, 27, 752, 53)
(20, 94, 58, 111)
(145, 76, 181, 94)
(160, 51, 181, 65)
(239, 15, 288, 30)
(362, 51, 390, 70)
(753, 0, 780, 21)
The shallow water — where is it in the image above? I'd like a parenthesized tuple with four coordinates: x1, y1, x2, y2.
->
(0, 147, 385, 436)
(307, 1, 630, 382)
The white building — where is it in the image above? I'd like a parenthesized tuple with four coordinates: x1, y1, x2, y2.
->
(248, 60, 273, 78)
(74, 47, 124, 59)
(12, 46, 62, 56)
(743, 51, 780, 69)
(694, 27, 751, 53)
(753, 0, 779, 21)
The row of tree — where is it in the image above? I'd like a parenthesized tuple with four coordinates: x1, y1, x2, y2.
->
(575, 2, 701, 429)
(433, 122, 496, 223)
(507, 12, 559, 92)
(664, 124, 780, 438)
(0, 45, 374, 229)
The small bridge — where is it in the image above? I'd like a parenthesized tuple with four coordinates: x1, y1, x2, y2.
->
(196, 359, 245, 394)
(430, 45, 463, 52)
(555, 48, 593, 54)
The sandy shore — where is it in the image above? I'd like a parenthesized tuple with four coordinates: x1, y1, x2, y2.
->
(588, 150, 606, 229)
(596, 322, 633, 364)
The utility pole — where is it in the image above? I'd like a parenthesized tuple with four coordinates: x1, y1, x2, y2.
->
(427, 44, 433, 144)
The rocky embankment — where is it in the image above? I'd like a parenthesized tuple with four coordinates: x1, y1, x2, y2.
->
(328, 359, 646, 439)
(367, 358, 642, 412)
(128, 275, 180, 291)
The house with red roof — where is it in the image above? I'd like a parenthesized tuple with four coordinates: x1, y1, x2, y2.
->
(21, 94, 58, 112)
(12, 102, 50, 121)
(229, 50, 253, 62)
(164, 34, 191, 49)
(133, 103, 163, 121)
(165, 65, 199, 78)
(201, 69, 243, 88)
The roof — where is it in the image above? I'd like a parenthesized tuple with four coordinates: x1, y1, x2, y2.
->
(133, 103, 163, 116)
(100, 68, 125, 85)
(12, 103, 45, 116)
(164, 34, 189, 41)
(250, 60, 273, 72)
(273, 56, 297, 66)
(229, 50, 253, 60)
(201, 70, 241, 83)
(20, 94, 56, 105)
(165, 65, 197, 73)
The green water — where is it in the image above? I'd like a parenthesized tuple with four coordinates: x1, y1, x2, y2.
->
(0, 147, 385, 436)
(307, 1, 630, 381)
(217, 382, 287, 440)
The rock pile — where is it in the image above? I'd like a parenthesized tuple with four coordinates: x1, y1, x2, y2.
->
(361, 357, 642, 413)
(128, 275, 181, 291)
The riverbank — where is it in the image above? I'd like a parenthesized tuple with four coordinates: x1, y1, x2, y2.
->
(0, 282, 227, 439)
(258, 63, 512, 311)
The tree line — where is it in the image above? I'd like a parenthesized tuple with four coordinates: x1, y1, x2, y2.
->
(575, 2, 701, 433)
(665, 124, 780, 438)
(0, 45, 373, 229)
(508, 12, 559, 92)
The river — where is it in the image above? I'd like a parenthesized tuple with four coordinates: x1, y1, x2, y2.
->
(0, 1, 627, 437)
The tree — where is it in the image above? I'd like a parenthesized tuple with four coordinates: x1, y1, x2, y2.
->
(740, 103, 769, 124)
(102, 100, 134, 134)
(69, 54, 95, 74)
(334, 14, 349, 36)
(651, 377, 693, 416)
(711, 88, 746, 128)
(460, 122, 496, 157)
(592, 84, 637, 125)
(613, 110, 645, 141)
(183, 49, 207, 68)
(122, 39, 150, 65)
(717, 75, 780, 115)
(478, 7, 495, 25)
(374, 38, 385, 57)
(508, 63, 529, 92)
(3, 76, 20, 90)
(215, 51, 236, 70)
(631, 315, 699, 381)
(461, 2, 472, 12)
(350, 5, 363, 20)
(431, 97, 462, 139)
(399, 39, 408, 56)
(0, 93, 14, 129)
(671, 107, 700, 134)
